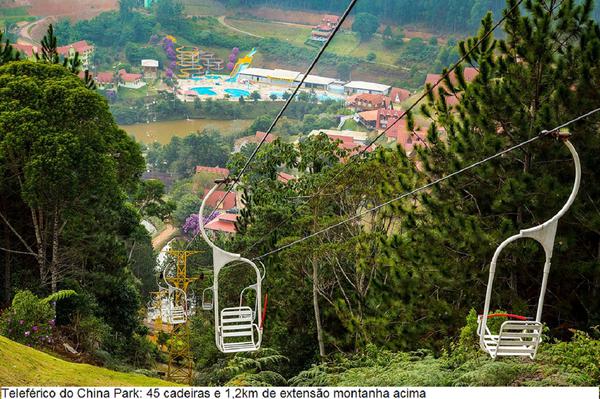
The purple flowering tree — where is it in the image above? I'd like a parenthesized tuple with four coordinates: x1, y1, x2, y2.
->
(227, 61, 235, 71)
(183, 211, 219, 237)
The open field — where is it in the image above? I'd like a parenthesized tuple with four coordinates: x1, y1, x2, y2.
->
(224, 17, 312, 47)
(27, 0, 118, 21)
(0, 6, 34, 29)
(0, 335, 179, 386)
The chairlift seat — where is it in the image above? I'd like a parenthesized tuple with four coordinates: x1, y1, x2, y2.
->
(202, 287, 214, 310)
(479, 316, 542, 359)
(170, 305, 186, 324)
(219, 306, 259, 353)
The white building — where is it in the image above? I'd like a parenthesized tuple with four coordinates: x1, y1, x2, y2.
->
(141, 59, 160, 79)
(344, 81, 391, 95)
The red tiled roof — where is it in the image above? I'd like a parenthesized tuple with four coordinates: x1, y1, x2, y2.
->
(203, 189, 236, 210)
(195, 166, 229, 176)
(205, 213, 238, 233)
(312, 31, 331, 37)
(323, 15, 340, 23)
(277, 172, 296, 183)
(57, 40, 94, 56)
(425, 67, 479, 88)
(255, 131, 275, 143)
(357, 110, 378, 122)
(389, 87, 410, 103)
(118, 69, 142, 82)
(95, 71, 114, 84)
(13, 43, 38, 57)
(315, 24, 334, 31)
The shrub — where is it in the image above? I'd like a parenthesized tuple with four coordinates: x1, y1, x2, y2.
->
(0, 290, 57, 347)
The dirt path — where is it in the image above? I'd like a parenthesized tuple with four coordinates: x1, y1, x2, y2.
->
(217, 16, 264, 38)
(152, 224, 178, 250)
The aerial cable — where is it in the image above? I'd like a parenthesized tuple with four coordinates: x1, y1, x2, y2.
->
(252, 107, 600, 260)
(243, 0, 525, 256)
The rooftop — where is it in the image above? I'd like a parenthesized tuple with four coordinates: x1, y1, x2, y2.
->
(95, 71, 114, 83)
(296, 74, 337, 86)
(141, 59, 159, 68)
(345, 81, 392, 92)
(205, 213, 238, 233)
(203, 189, 236, 210)
(57, 40, 93, 56)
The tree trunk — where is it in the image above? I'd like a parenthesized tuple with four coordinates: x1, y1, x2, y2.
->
(31, 207, 47, 285)
(312, 258, 326, 359)
(3, 222, 11, 307)
(50, 206, 60, 294)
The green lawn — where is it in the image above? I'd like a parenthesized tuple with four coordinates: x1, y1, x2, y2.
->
(0, 335, 180, 386)
(0, 6, 34, 29)
(118, 86, 149, 100)
(224, 17, 312, 47)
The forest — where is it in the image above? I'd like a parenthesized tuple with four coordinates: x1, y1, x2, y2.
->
(1, 0, 600, 387)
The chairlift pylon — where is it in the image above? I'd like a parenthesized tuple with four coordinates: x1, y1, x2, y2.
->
(199, 182, 264, 353)
(478, 131, 581, 359)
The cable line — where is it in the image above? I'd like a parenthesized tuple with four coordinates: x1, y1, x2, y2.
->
(243, 0, 525, 256)
(252, 107, 600, 260)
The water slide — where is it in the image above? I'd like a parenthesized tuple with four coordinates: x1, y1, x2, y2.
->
(229, 48, 257, 81)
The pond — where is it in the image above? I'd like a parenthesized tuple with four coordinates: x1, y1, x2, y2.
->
(120, 118, 254, 145)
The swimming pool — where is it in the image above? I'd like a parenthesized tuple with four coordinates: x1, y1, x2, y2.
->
(269, 91, 285, 98)
(204, 75, 223, 80)
(191, 87, 217, 96)
(225, 88, 250, 97)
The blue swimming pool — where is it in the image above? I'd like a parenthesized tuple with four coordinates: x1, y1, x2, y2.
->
(225, 88, 250, 97)
(204, 75, 223, 80)
(191, 87, 217, 95)
(269, 91, 285, 98)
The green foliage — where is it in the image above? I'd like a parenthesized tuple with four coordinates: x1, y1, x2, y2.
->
(42, 289, 77, 304)
(352, 13, 379, 41)
(0, 290, 56, 347)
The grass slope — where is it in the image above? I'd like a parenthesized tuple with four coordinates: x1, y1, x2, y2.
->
(0, 335, 179, 386)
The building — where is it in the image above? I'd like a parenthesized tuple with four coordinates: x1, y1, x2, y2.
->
(346, 93, 390, 111)
(13, 43, 38, 59)
(118, 69, 145, 89)
(277, 172, 296, 184)
(356, 110, 379, 129)
(234, 131, 277, 152)
(308, 129, 372, 157)
(205, 213, 238, 235)
(295, 74, 337, 91)
(310, 14, 340, 42)
(57, 40, 94, 69)
(424, 67, 479, 106)
(141, 59, 159, 79)
(374, 109, 425, 154)
(203, 189, 237, 210)
(95, 71, 115, 89)
(344, 81, 391, 95)
(389, 87, 411, 104)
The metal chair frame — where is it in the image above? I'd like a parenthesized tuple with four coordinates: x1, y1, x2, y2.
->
(478, 137, 581, 359)
(199, 183, 263, 353)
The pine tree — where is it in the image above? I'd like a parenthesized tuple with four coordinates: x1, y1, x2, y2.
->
(382, 0, 600, 347)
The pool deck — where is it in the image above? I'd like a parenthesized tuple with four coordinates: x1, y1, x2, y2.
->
(176, 74, 346, 102)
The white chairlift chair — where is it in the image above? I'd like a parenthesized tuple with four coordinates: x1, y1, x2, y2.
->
(478, 132, 581, 359)
(199, 182, 264, 353)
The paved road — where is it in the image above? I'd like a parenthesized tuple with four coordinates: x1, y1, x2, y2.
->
(152, 224, 178, 250)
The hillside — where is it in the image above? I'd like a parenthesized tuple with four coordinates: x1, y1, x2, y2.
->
(0, 335, 178, 386)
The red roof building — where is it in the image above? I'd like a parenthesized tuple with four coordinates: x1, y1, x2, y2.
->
(424, 67, 479, 106)
(205, 213, 238, 234)
(346, 93, 390, 111)
(311, 14, 340, 42)
(13, 43, 38, 58)
(118, 69, 143, 83)
(373, 108, 425, 154)
(96, 71, 114, 84)
(234, 131, 277, 152)
(203, 189, 237, 210)
(277, 172, 296, 183)
(389, 87, 411, 104)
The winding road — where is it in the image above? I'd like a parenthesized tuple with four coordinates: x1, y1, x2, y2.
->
(217, 16, 264, 38)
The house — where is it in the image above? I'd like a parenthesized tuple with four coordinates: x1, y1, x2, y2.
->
(57, 40, 94, 69)
(308, 129, 373, 157)
(118, 69, 146, 89)
(203, 189, 237, 210)
(424, 67, 479, 106)
(234, 131, 277, 152)
(346, 93, 390, 111)
(389, 87, 411, 104)
(205, 212, 238, 235)
(311, 14, 340, 42)
(95, 71, 115, 89)
(141, 59, 159, 79)
(13, 43, 38, 59)
(373, 108, 426, 154)
(344, 81, 391, 95)
(277, 172, 296, 183)
(356, 110, 379, 129)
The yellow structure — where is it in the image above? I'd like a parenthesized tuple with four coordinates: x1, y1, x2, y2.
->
(176, 46, 204, 78)
(165, 250, 199, 385)
(230, 48, 257, 78)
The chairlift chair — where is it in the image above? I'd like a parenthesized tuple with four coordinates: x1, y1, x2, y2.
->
(478, 132, 581, 359)
(199, 182, 264, 353)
